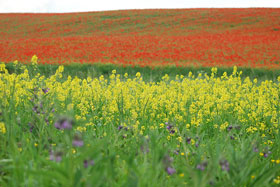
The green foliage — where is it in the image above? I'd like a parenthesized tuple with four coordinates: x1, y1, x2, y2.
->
(5, 62, 280, 82)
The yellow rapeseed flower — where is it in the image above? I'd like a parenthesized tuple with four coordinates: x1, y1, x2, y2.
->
(31, 55, 38, 65)
(0, 122, 6, 134)
(76, 126, 86, 132)
(274, 176, 280, 184)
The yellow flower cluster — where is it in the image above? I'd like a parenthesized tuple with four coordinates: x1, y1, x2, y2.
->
(0, 64, 279, 141)
(271, 159, 280, 164)
(0, 63, 8, 74)
(0, 122, 6, 134)
(274, 176, 280, 184)
(31, 55, 38, 65)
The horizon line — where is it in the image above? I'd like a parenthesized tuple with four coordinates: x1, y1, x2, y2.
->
(1, 7, 279, 14)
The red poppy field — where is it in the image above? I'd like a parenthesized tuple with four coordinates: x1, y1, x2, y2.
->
(0, 8, 280, 68)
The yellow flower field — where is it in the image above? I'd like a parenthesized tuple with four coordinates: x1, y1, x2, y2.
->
(0, 61, 279, 186)
(1, 64, 279, 136)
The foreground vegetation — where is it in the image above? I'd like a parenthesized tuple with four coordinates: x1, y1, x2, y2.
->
(4, 60, 280, 82)
(0, 58, 280, 186)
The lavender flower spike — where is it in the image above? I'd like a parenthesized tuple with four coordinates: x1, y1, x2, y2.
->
(72, 135, 84, 147)
(54, 118, 73, 130)
(166, 167, 176, 175)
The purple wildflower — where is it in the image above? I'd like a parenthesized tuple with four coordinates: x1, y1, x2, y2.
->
(49, 151, 54, 160)
(166, 125, 172, 130)
(32, 105, 40, 114)
(219, 159, 230, 171)
(50, 150, 63, 162)
(169, 129, 175, 134)
(118, 125, 123, 130)
(197, 161, 208, 171)
(173, 149, 179, 155)
(54, 154, 62, 162)
(61, 120, 72, 129)
(54, 118, 73, 130)
(263, 151, 271, 158)
(227, 125, 233, 131)
(186, 137, 191, 144)
(42, 88, 50, 94)
(72, 135, 84, 147)
(45, 118, 49, 125)
(84, 159, 95, 168)
(163, 155, 176, 175)
(166, 167, 176, 175)
(28, 123, 34, 132)
(253, 147, 259, 153)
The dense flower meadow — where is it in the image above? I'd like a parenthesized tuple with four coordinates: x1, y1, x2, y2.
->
(0, 57, 279, 186)
(1, 9, 280, 68)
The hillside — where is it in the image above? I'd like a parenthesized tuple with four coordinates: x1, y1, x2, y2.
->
(0, 8, 280, 68)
